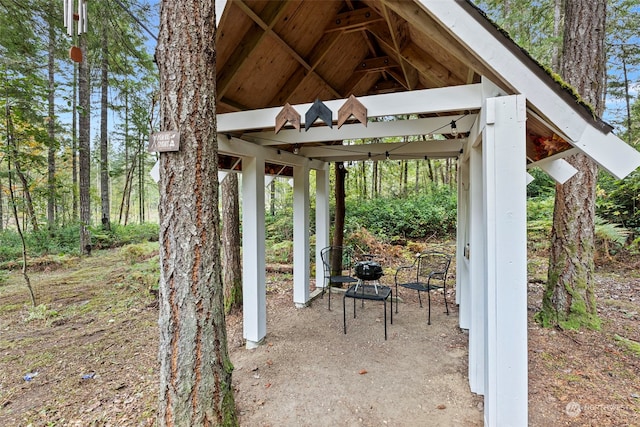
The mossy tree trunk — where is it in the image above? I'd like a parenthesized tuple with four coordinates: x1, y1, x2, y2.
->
(156, 1, 237, 425)
(538, 0, 606, 330)
(222, 173, 242, 314)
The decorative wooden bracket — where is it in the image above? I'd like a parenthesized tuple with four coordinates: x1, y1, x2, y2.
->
(275, 103, 301, 134)
(338, 95, 367, 128)
(305, 99, 333, 131)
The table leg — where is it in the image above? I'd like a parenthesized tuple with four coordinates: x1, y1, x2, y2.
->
(343, 294, 347, 334)
(383, 299, 387, 340)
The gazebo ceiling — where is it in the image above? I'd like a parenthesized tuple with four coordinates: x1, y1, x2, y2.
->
(214, 0, 593, 169)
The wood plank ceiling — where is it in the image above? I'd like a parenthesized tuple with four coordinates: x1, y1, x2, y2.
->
(215, 0, 574, 174)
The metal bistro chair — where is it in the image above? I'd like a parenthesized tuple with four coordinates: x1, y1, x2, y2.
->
(320, 246, 358, 310)
(394, 251, 451, 325)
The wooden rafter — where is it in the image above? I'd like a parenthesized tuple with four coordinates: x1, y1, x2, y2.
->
(380, 0, 502, 89)
(324, 7, 384, 33)
(379, 2, 416, 90)
(216, 1, 291, 100)
(234, 0, 343, 99)
(268, 31, 343, 106)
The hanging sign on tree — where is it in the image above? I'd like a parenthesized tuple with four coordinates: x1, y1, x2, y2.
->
(148, 131, 181, 153)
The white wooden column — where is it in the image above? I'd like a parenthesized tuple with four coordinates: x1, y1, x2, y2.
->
(242, 155, 267, 349)
(457, 158, 471, 329)
(482, 95, 528, 426)
(315, 165, 330, 289)
(293, 162, 310, 307)
(468, 142, 486, 395)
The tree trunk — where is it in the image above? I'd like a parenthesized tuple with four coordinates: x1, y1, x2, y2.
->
(0, 178, 3, 231)
(539, 0, 605, 330)
(156, 1, 236, 425)
(372, 160, 378, 196)
(10, 149, 38, 233)
(551, 0, 564, 72)
(269, 180, 276, 216)
(138, 134, 145, 223)
(221, 173, 242, 314)
(47, 2, 56, 231)
(79, 33, 92, 255)
(333, 162, 347, 249)
(72, 60, 79, 223)
(100, 28, 111, 231)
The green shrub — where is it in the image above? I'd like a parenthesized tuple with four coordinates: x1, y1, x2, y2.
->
(345, 186, 457, 239)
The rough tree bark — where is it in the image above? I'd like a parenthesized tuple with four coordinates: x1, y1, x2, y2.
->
(221, 173, 242, 314)
(156, 1, 236, 425)
(79, 32, 92, 255)
(539, 0, 605, 330)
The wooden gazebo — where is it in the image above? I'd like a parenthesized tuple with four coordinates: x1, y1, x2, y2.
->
(210, 1, 640, 425)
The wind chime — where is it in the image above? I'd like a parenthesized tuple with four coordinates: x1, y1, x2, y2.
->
(63, 0, 88, 62)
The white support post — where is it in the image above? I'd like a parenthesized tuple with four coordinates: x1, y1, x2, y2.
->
(293, 163, 310, 307)
(456, 158, 471, 329)
(315, 166, 330, 289)
(468, 142, 486, 395)
(242, 155, 267, 349)
(482, 95, 528, 426)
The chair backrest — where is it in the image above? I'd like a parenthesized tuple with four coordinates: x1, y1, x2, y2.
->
(416, 251, 451, 281)
(320, 246, 354, 277)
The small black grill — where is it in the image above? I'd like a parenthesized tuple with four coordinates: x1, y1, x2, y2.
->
(354, 260, 383, 281)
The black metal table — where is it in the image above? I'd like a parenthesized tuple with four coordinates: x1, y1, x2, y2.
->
(343, 284, 393, 340)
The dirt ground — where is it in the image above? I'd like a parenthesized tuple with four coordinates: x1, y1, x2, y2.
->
(0, 244, 639, 426)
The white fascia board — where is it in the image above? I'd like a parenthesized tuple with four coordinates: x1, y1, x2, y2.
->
(416, 1, 587, 142)
(422, 1, 640, 179)
(215, 0, 227, 26)
(217, 84, 482, 133)
(300, 139, 465, 162)
(245, 114, 477, 146)
(529, 158, 578, 184)
(575, 126, 640, 179)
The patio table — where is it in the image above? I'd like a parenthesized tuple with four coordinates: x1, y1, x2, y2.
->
(343, 284, 393, 340)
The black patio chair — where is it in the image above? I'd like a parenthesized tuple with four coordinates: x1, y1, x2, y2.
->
(394, 251, 451, 324)
(320, 246, 358, 310)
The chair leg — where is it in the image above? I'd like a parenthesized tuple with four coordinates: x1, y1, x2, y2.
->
(395, 285, 398, 313)
(427, 289, 432, 325)
(443, 285, 449, 315)
(417, 290, 423, 308)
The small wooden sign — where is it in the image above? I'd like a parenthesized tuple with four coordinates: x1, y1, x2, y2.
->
(148, 131, 180, 153)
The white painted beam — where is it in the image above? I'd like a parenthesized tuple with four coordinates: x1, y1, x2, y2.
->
(300, 139, 465, 162)
(482, 95, 528, 426)
(528, 158, 578, 184)
(457, 159, 471, 329)
(242, 154, 267, 348)
(218, 135, 326, 170)
(576, 126, 640, 180)
(315, 167, 330, 290)
(217, 84, 483, 133)
(245, 114, 478, 146)
(468, 143, 485, 396)
(293, 163, 310, 307)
